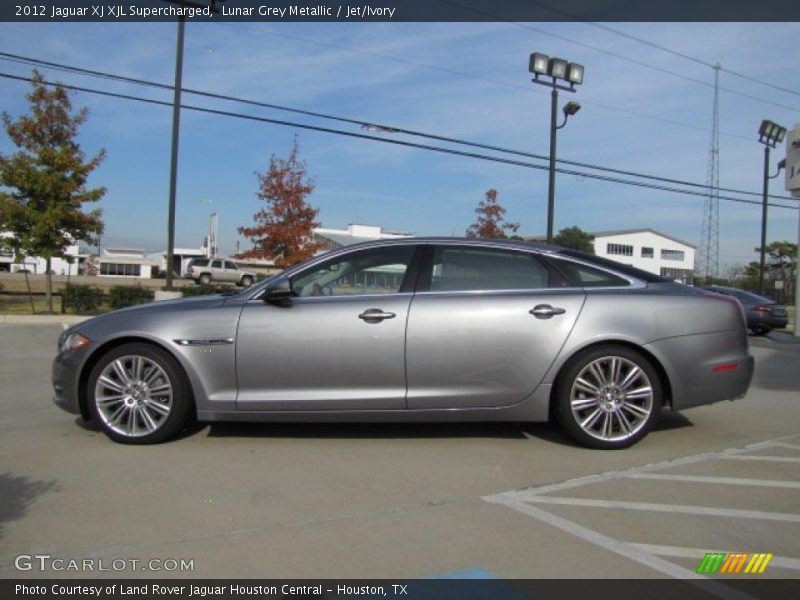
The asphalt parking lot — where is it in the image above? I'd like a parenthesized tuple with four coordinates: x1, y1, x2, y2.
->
(0, 324, 798, 585)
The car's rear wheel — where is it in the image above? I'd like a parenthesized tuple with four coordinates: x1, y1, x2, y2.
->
(554, 345, 662, 449)
(240, 275, 253, 287)
(87, 343, 192, 444)
(198, 273, 211, 285)
(751, 326, 771, 336)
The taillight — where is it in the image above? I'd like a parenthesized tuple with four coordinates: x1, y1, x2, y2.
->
(752, 305, 771, 313)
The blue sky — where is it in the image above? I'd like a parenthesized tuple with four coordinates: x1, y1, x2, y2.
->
(0, 21, 798, 271)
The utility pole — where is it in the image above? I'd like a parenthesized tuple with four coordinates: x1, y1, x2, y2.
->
(163, 0, 220, 290)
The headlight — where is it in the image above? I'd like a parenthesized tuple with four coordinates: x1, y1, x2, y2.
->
(60, 332, 91, 352)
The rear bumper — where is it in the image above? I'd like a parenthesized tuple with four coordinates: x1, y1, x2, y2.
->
(646, 330, 754, 410)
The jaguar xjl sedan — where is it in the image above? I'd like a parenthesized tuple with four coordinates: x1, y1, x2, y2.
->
(53, 238, 754, 449)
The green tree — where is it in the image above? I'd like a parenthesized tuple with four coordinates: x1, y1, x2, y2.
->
(466, 189, 519, 239)
(553, 226, 595, 253)
(0, 71, 105, 313)
(753, 240, 797, 303)
(237, 137, 320, 268)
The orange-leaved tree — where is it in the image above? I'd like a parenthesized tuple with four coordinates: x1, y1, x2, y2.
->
(465, 188, 519, 239)
(237, 138, 320, 268)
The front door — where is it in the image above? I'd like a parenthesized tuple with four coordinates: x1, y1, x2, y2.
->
(235, 244, 419, 410)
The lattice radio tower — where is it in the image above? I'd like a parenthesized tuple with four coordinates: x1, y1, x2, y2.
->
(698, 63, 721, 283)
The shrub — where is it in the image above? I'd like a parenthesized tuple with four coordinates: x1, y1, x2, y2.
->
(108, 286, 154, 310)
(179, 284, 230, 297)
(62, 284, 104, 314)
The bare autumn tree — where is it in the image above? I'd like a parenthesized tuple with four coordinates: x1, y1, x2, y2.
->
(465, 188, 519, 239)
(237, 138, 321, 268)
(0, 70, 105, 313)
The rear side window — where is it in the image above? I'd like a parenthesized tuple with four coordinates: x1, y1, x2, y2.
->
(190, 259, 209, 267)
(430, 246, 552, 292)
(224, 261, 238, 270)
(549, 258, 630, 288)
(212, 260, 223, 269)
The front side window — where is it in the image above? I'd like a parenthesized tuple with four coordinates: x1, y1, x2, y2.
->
(430, 246, 551, 292)
(292, 245, 416, 297)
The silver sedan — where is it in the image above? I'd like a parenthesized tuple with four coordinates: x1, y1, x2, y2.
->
(53, 239, 753, 449)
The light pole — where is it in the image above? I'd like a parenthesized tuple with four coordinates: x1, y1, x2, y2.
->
(529, 53, 584, 243)
(757, 119, 787, 295)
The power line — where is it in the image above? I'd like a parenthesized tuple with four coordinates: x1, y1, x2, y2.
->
(215, 22, 755, 142)
(582, 23, 800, 99)
(438, 0, 798, 111)
(1, 50, 796, 204)
(1, 70, 796, 212)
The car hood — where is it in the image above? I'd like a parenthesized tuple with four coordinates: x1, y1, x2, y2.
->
(67, 294, 231, 334)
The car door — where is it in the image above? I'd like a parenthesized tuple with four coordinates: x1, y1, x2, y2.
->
(405, 244, 586, 409)
(235, 244, 420, 410)
(224, 260, 239, 283)
(210, 259, 224, 281)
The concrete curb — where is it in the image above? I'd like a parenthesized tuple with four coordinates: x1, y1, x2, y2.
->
(0, 314, 91, 325)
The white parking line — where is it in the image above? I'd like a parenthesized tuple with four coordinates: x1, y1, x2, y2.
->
(628, 544, 800, 571)
(624, 472, 800, 489)
(721, 455, 800, 464)
(523, 495, 800, 523)
(764, 442, 800, 451)
(486, 498, 759, 600)
(483, 434, 800, 587)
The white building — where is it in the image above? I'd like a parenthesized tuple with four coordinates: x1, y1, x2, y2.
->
(98, 247, 153, 279)
(591, 229, 695, 283)
(0, 231, 83, 275)
(313, 224, 412, 253)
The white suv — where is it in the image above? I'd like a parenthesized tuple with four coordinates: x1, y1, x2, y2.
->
(187, 258, 256, 287)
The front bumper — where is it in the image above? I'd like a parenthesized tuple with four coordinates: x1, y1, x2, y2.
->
(52, 349, 83, 416)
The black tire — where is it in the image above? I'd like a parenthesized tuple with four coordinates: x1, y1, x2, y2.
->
(87, 343, 193, 444)
(198, 273, 211, 285)
(751, 326, 771, 336)
(240, 275, 253, 287)
(553, 345, 663, 450)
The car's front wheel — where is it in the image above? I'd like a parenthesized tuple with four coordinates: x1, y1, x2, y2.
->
(87, 343, 192, 444)
(553, 345, 662, 449)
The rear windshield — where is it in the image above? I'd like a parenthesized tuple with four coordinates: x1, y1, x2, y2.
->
(556, 249, 670, 283)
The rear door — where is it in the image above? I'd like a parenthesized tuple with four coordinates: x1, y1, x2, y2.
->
(405, 244, 585, 409)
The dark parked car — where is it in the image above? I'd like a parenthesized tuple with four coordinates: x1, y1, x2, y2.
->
(701, 285, 788, 335)
(53, 239, 753, 449)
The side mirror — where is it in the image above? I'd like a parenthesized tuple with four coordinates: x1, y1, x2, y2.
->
(264, 276, 292, 304)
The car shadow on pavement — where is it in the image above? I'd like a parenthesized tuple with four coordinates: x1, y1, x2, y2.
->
(0, 472, 58, 540)
(206, 421, 536, 440)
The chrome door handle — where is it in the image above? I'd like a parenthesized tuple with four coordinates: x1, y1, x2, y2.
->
(358, 309, 396, 323)
(529, 304, 566, 319)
